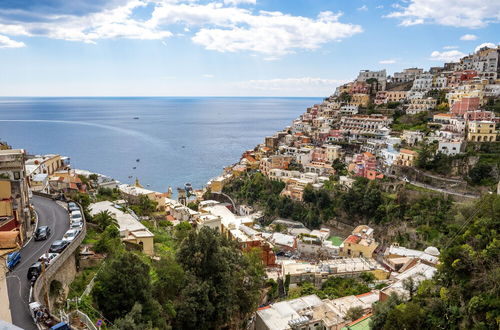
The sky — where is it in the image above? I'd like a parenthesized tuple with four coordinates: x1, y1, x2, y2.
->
(0, 0, 498, 97)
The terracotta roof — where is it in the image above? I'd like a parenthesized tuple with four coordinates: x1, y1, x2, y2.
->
(345, 235, 361, 244)
(400, 149, 417, 155)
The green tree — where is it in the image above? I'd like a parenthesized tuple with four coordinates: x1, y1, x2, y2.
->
(346, 306, 365, 321)
(93, 225, 123, 255)
(173, 221, 192, 243)
(92, 252, 165, 326)
(175, 228, 263, 329)
(92, 210, 117, 232)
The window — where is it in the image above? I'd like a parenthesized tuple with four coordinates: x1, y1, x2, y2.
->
(13, 172, 20, 180)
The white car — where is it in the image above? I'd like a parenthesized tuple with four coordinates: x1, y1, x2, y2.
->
(70, 211, 83, 223)
(38, 252, 59, 266)
(70, 221, 83, 230)
(62, 229, 80, 242)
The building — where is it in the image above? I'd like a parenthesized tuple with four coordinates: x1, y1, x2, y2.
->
(464, 110, 496, 122)
(255, 295, 342, 330)
(406, 97, 437, 114)
(25, 154, 67, 183)
(433, 113, 453, 124)
(89, 201, 155, 255)
(347, 152, 383, 180)
(356, 69, 387, 91)
(380, 261, 437, 301)
(401, 130, 424, 146)
(339, 225, 378, 258)
(325, 145, 342, 163)
(339, 115, 392, 141)
(350, 94, 370, 108)
(382, 244, 439, 272)
(256, 292, 381, 330)
(467, 121, 497, 142)
(451, 96, 480, 115)
(437, 139, 463, 155)
(118, 183, 166, 210)
(396, 149, 418, 167)
(392, 68, 423, 83)
(283, 258, 388, 288)
(411, 73, 433, 92)
(0, 149, 32, 244)
(48, 170, 86, 194)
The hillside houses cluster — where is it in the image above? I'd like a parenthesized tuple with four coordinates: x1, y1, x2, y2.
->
(207, 45, 499, 202)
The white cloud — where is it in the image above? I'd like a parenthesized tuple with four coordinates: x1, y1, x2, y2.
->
(357, 5, 368, 11)
(376, 5, 384, 9)
(474, 42, 497, 52)
(460, 34, 477, 41)
(224, 0, 256, 5)
(0, 0, 362, 57)
(0, 34, 25, 48)
(379, 59, 396, 64)
(202, 74, 215, 78)
(429, 50, 466, 62)
(387, 0, 500, 28)
(178, 8, 363, 56)
(0, 0, 172, 43)
(443, 45, 458, 49)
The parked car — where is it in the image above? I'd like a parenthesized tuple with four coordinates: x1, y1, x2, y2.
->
(38, 253, 59, 266)
(49, 240, 70, 253)
(70, 221, 83, 230)
(34, 226, 51, 241)
(68, 202, 79, 213)
(70, 211, 82, 223)
(6, 251, 21, 270)
(62, 229, 80, 242)
(27, 262, 43, 281)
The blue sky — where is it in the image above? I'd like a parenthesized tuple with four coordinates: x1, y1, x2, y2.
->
(0, 0, 498, 96)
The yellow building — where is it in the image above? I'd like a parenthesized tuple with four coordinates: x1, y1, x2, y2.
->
(386, 90, 408, 103)
(340, 225, 378, 258)
(396, 149, 418, 167)
(351, 93, 370, 108)
(467, 121, 497, 142)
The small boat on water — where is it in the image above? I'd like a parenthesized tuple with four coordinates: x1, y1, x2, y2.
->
(136, 158, 140, 162)
(133, 117, 140, 119)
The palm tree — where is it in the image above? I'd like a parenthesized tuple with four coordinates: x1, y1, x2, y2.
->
(93, 210, 118, 232)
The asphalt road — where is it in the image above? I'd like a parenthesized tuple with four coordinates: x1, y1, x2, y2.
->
(7, 196, 69, 330)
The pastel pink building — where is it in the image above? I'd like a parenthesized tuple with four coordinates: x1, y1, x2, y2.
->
(348, 152, 384, 180)
(464, 110, 495, 121)
(312, 147, 327, 162)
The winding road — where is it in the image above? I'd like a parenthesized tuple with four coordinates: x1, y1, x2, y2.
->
(6, 196, 69, 330)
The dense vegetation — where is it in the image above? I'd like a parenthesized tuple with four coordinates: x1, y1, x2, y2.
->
(417, 142, 500, 186)
(224, 173, 455, 249)
(81, 219, 264, 329)
(372, 195, 500, 329)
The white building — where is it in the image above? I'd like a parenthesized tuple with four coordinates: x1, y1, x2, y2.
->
(89, 201, 155, 255)
(437, 139, 463, 156)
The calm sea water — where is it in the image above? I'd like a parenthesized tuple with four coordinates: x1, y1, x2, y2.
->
(0, 97, 319, 192)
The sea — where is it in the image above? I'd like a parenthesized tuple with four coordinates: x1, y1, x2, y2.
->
(0, 97, 320, 193)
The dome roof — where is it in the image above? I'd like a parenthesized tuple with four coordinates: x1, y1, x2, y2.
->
(424, 246, 440, 256)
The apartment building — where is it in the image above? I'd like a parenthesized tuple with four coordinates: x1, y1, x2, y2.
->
(467, 121, 497, 142)
(0, 149, 32, 244)
(339, 115, 392, 141)
(406, 97, 437, 114)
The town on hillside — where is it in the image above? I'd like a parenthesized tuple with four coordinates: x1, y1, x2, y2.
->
(0, 44, 499, 330)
